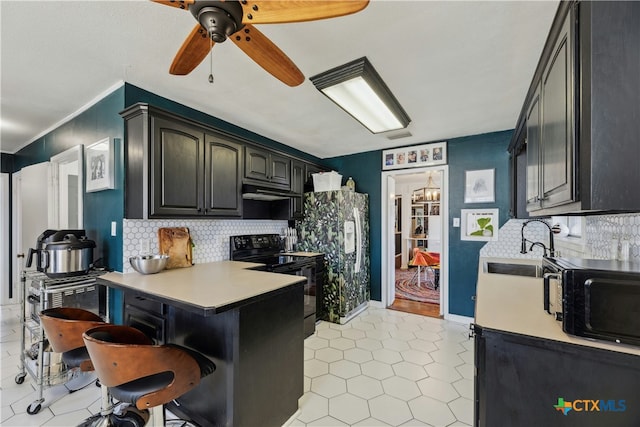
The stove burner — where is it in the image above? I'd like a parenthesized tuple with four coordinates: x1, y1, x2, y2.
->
(230, 234, 312, 272)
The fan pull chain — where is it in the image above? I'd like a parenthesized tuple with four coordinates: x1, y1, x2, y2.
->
(208, 36, 214, 84)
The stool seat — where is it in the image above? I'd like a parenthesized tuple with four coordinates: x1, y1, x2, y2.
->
(111, 344, 215, 405)
(83, 325, 216, 413)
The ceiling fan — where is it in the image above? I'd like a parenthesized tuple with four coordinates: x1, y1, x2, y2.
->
(152, 0, 370, 86)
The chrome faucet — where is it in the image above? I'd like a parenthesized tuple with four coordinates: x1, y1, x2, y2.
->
(520, 219, 556, 257)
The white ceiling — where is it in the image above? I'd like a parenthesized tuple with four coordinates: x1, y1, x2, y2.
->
(0, 0, 558, 158)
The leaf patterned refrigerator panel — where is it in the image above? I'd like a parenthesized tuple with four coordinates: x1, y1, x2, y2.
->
(297, 191, 370, 323)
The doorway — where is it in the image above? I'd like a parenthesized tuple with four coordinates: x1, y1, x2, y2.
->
(381, 166, 449, 318)
(6, 147, 84, 306)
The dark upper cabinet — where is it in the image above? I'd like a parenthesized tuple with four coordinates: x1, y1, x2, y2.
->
(524, 8, 575, 214)
(539, 11, 575, 210)
(121, 104, 242, 218)
(290, 160, 305, 219)
(304, 163, 325, 193)
(525, 84, 542, 212)
(509, 1, 640, 216)
(205, 135, 242, 217)
(244, 145, 291, 189)
(151, 116, 204, 217)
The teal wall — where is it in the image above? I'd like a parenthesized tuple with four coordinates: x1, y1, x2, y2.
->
(326, 130, 512, 317)
(13, 87, 126, 272)
(12, 87, 126, 321)
(447, 131, 511, 317)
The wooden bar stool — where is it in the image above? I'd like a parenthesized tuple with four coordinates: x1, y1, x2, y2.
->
(39, 307, 113, 423)
(83, 324, 216, 426)
(39, 307, 105, 373)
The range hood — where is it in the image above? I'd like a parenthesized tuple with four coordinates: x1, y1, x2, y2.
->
(242, 184, 299, 201)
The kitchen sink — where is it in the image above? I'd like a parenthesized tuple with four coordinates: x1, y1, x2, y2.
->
(483, 262, 542, 278)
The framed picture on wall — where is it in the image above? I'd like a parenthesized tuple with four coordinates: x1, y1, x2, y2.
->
(85, 138, 114, 192)
(382, 141, 447, 170)
(464, 168, 495, 203)
(461, 208, 499, 241)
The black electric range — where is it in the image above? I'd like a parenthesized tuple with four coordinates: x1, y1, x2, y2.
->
(229, 234, 312, 273)
(230, 234, 318, 337)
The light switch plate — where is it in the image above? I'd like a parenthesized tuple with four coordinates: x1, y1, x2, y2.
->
(111, 221, 117, 236)
(453, 218, 460, 227)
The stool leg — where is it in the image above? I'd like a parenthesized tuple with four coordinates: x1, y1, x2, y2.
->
(99, 384, 111, 417)
(148, 405, 165, 426)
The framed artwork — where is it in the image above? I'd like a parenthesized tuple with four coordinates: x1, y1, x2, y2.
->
(382, 141, 447, 170)
(85, 138, 114, 192)
(461, 208, 499, 241)
(465, 168, 495, 203)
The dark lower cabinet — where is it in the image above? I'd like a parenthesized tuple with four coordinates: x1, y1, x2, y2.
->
(121, 283, 304, 427)
(167, 284, 304, 427)
(474, 325, 640, 426)
(123, 291, 166, 344)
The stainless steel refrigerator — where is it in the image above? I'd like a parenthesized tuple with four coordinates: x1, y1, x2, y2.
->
(297, 190, 370, 324)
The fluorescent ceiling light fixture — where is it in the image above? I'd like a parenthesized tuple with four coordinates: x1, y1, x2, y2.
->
(310, 57, 411, 134)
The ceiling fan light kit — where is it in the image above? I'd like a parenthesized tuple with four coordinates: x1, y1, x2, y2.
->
(194, 5, 242, 43)
(310, 57, 411, 134)
(152, 0, 370, 86)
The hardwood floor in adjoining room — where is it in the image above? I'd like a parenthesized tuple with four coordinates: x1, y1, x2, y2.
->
(389, 298, 441, 318)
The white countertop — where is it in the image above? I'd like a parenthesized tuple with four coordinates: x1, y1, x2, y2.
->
(475, 257, 640, 356)
(100, 261, 306, 314)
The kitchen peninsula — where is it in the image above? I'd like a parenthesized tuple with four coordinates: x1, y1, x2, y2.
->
(98, 261, 306, 427)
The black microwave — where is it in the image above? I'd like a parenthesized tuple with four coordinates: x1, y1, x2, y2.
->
(543, 257, 640, 347)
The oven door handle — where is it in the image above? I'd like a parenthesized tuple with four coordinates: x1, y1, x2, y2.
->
(543, 272, 560, 314)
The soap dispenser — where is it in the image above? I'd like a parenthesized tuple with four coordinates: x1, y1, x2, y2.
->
(346, 177, 356, 192)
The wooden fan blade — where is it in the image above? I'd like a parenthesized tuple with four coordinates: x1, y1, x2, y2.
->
(169, 24, 213, 75)
(231, 24, 304, 87)
(150, 0, 194, 10)
(241, 1, 369, 24)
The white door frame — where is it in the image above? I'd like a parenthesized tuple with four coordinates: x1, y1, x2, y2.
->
(50, 145, 84, 229)
(381, 165, 449, 316)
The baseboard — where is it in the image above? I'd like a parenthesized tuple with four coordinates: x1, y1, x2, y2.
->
(444, 313, 474, 325)
(368, 300, 385, 309)
(282, 409, 301, 426)
(340, 301, 369, 324)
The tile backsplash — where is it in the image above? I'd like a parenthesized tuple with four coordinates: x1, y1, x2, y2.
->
(480, 219, 551, 259)
(481, 213, 640, 262)
(122, 219, 288, 273)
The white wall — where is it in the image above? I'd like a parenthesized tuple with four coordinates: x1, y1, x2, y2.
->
(0, 174, 11, 304)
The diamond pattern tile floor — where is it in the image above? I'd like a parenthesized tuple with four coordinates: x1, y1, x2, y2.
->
(1, 304, 473, 426)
